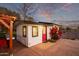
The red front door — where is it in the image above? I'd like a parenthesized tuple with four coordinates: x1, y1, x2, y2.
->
(42, 26, 47, 43)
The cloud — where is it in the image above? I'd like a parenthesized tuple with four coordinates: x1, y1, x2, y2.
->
(61, 3, 72, 12)
(39, 10, 52, 21)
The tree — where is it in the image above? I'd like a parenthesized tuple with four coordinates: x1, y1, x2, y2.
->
(0, 7, 20, 20)
(17, 3, 37, 21)
(77, 26, 79, 29)
(0, 7, 20, 33)
(66, 27, 71, 31)
(27, 16, 34, 22)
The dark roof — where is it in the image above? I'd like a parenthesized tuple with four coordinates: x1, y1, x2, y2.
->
(14, 20, 57, 28)
(38, 22, 61, 26)
(14, 20, 39, 27)
(38, 22, 54, 24)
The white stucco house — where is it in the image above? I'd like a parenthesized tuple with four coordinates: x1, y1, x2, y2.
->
(15, 20, 59, 47)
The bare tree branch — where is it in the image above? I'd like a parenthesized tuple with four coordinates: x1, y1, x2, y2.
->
(17, 3, 36, 21)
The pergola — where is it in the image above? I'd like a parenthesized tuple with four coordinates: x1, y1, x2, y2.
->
(0, 14, 16, 55)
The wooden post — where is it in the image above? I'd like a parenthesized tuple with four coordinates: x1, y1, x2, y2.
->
(0, 15, 16, 55)
(9, 20, 13, 55)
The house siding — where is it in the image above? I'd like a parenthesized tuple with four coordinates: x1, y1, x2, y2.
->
(28, 24, 42, 47)
(47, 26, 52, 40)
(16, 24, 28, 47)
(16, 23, 54, 47)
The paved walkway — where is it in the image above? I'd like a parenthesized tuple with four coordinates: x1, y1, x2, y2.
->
(13, 39, 79, 56)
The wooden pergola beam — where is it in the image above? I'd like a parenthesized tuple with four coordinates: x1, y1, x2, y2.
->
(0, 15, 16, 55)
(0, 19, 10, 29)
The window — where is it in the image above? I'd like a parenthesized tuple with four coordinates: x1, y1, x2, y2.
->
(32, 26, 38, 37)
(22, 26, 27, 37)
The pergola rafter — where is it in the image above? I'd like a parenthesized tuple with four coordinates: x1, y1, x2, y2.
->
(0, 19, 10, 29)
(0, 14, 16, 55)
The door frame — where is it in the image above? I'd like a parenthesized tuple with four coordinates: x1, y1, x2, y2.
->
(42, 25, 47, 42)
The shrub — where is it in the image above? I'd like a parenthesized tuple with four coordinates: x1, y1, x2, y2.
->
(0, 32, 6, 39)
(50, 26, 62, 42)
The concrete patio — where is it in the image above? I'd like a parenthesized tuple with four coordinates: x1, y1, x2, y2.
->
(13, 39, 79, 56)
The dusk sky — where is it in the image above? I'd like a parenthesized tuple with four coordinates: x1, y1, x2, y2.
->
(0, 3, 79, 25)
